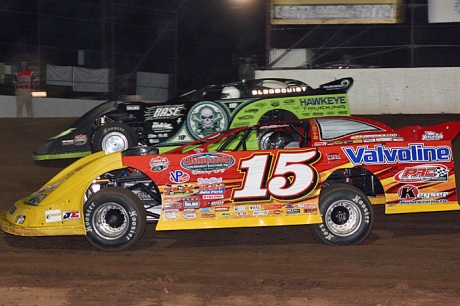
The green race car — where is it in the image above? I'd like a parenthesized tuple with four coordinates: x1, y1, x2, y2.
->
(33, 77, 353, 160)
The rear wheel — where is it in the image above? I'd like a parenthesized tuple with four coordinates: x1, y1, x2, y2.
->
(310, 184, 373, 246)
(93, 122, 137, 154)
(84, 187, 146, 251)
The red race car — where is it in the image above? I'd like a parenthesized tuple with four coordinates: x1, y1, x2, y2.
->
(1, 116, 459, 251)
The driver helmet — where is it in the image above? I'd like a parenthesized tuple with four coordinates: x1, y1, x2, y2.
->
(268, 131, 294, 149)
(221, 86, 240, 99)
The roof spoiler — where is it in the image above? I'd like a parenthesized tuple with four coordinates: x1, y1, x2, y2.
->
(318, 77, 354, 93)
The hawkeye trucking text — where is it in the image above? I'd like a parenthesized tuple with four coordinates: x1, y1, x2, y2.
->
(300, 96, 347, 106)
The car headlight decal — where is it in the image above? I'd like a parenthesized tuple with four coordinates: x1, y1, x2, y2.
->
(15, 215, 26, 224)
(24, 194, 47, 206)
(8, 205, 17, 215)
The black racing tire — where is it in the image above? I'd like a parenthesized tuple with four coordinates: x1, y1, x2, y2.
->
(310, 184, 373, 246)
(84, 187, 147, 251)
(93, 122, 138, 154)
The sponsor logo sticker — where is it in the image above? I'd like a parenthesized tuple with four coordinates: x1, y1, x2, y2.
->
(144, 104, 184, 120)
(63, 211, 81, 220)
(342, 144, 451, 165)
(163, 184, 194, 195)
(181, 153, 235, 174)
(150, 156, 170, 172)
(398, 185, 448, 204)
(169, 170, 190, 183)
(422, 131, 443, 141)
(394, 164, 449, 183)
(45, 210, 62, 223)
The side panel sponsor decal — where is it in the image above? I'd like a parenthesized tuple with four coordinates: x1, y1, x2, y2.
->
(394, 164, 449, 183)
(181, 153, 235, 174)
(342, 144, 451, 165)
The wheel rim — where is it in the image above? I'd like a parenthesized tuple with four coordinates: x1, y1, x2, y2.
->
(102, 132, 129, 154)
(324, 200, 362, 237)
(92, 202, 129, 240)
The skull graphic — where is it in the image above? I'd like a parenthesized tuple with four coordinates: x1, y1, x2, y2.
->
(191, 105, 223, 137)
(199, 107, 215, 127)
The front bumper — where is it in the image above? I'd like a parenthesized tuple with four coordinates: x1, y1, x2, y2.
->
(33, 132, 93, 161)
(0, 211, 86, 236)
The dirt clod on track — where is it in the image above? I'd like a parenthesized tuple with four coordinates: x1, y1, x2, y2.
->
(1, 115, 460, 306)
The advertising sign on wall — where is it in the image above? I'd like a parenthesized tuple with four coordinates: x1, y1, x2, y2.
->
(428, 0, 460, 23)
(271, 0, 403, 25)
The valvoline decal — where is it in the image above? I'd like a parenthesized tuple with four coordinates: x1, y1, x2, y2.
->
(342, 144, 451, 165)
(180, 153, 235, 174)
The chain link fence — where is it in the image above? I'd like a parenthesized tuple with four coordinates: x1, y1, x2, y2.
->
(267, 0, 460, 70)
(0, 0, 179, 99)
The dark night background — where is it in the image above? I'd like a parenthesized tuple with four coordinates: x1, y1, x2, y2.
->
(0, 0, 266, 96)
(1, 0, 459, 97)
(178, 0, 265, 88)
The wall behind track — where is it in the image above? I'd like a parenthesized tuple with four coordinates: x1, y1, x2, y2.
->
(257, 67, 460, 114)
(0, 96, 105, 118)
(1, 67, 459, 117)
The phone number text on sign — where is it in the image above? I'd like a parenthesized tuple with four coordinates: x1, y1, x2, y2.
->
(272, 2, 401, 24)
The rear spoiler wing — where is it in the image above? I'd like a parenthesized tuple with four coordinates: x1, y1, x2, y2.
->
(396, 122, 460, 142)
(313, 77, 354, 94)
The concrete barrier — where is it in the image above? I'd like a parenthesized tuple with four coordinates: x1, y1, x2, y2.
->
(257, 67, 460, 114)
(0, 95, 105, 117)
(2, 67, 459, 116)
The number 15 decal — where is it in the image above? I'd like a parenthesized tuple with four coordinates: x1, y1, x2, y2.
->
(233, 151, 320, 202)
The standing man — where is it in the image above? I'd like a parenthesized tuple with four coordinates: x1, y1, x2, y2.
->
(13, 60, 37, 117)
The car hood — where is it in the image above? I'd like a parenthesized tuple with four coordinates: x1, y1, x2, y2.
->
(33, 101, 120, 160)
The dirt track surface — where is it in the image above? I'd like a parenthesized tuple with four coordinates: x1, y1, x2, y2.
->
(1, 115, 460, 306)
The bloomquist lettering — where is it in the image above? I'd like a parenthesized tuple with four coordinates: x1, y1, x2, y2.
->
(251, 86, 308, 96)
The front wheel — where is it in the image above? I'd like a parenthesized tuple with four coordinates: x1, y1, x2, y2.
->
(310, 184, 373, 246)
(84, 187, 147, 251)
(93, 122, 138, 154)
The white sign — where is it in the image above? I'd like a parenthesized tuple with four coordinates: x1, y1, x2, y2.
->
(271, 0, 403, 24)
(428, 0, 460, 23)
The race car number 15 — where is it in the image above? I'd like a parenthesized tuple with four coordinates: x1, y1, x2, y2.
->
(233, 151, 319, 201)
